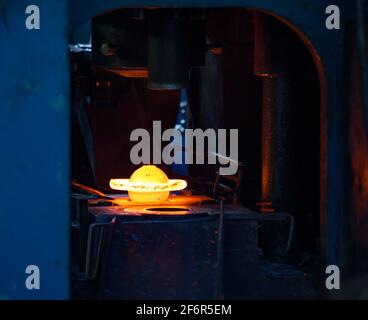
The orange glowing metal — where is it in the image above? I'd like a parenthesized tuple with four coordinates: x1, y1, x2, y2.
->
(109, 165, 187, 203)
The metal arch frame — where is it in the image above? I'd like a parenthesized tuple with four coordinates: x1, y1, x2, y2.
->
(0, 0, 350, 299)
(69, 0, 350, 269)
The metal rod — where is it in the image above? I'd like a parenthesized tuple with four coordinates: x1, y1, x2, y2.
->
(72, 180, 113, 199)
(91, 228, 104, 279)
(215, 199, 224, 299)
(85, 218, 116, 279)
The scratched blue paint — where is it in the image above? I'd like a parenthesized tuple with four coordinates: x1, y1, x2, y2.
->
(0, 0, 352, 299)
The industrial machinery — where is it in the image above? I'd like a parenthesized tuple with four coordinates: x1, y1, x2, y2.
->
(1, 1, 367, 300)
(69, 7, 320, 299)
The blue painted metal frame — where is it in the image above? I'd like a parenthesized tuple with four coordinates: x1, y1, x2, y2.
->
(0, 0, 352, 299)
(0, 0, 69, 299)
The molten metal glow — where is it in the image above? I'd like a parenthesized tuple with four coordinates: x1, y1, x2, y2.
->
(109, 165, 187, 203)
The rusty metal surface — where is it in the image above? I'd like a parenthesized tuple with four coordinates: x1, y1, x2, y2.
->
(98, 213, 219, 299)
(90, 205, 260, 299)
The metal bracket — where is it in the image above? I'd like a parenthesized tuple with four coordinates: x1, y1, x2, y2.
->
(84, 217, 116, 280)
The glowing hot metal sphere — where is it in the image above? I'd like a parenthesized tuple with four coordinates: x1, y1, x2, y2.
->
(109, 165, 187, 204)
